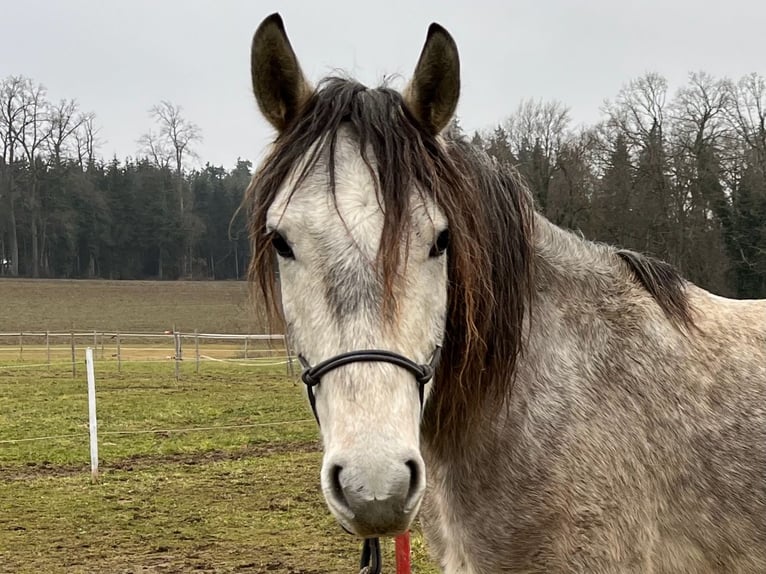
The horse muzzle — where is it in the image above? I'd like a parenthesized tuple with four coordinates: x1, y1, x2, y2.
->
(299, 347, 439, 536)
(321, 449, 426, 537)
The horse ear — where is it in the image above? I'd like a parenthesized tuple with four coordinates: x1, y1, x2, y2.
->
(251, 13, 312, 131)
(404, 23, 461, 135)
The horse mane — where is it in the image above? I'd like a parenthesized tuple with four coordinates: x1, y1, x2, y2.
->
(245, 77, 535, 450)
(616, 249, 693, 327)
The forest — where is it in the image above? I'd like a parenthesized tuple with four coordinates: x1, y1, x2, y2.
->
(1, 71, 766, 298)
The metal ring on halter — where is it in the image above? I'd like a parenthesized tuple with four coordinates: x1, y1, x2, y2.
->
(297, 346, 442, 425)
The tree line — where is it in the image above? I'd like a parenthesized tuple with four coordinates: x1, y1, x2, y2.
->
(0, 76, 249, 280)
(1, 71, 766, 298)
(467, 71, 766, 299)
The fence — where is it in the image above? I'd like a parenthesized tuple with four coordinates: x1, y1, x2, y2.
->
(0, 330, 295, 378)
(0, 333, 313, 467)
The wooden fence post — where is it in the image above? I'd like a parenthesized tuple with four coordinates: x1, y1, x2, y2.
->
(285, 336, 295, 377)
(195, 330, 200, 374)
(173, 326, 180, 381)
(46, 331, 50, 366)
(71, 331, 76, 378)
(244, 336, 249, 359)
(116, 331, 121, 373)
(19, 331, 23, 361)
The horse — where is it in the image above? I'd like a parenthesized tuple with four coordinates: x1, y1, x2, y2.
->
(245, 13, 766, 573)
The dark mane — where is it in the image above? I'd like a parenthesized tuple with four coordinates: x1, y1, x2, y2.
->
(616, 249, 693, 327)
(246, 77, 535, 450)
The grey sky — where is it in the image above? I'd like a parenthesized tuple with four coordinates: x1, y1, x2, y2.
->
(2, 0, 764, 169)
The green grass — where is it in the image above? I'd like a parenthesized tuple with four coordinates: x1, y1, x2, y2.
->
(0, 362, 313, 466)
(0, 361, 440, 573)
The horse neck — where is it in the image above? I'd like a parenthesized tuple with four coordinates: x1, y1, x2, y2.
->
(423, 217, 620, 462)
(523, 213, 636, 355)
(531, 213, 617, 294)
(424, 215, 617, 453)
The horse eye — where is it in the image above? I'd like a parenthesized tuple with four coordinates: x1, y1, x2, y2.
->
(271, 232, 295, 259)
(429, 229, 449, 258)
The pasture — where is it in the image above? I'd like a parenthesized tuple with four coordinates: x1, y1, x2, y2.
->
(0, 279, 438, 573)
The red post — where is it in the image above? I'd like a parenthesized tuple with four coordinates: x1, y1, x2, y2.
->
(395, 531, 411, 574)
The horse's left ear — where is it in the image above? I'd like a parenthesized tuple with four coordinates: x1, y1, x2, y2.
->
(404, 23, 461, 135)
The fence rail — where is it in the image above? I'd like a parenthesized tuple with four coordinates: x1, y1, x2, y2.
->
(0, 331, 285, 339)
(0, 330, 295, 378)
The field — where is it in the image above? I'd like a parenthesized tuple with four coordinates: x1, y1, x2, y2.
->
(0, 279, 439, 573)
(0, 278, 265, 333)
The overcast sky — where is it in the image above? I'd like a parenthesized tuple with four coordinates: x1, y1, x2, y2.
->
(2, 0, 764, 169)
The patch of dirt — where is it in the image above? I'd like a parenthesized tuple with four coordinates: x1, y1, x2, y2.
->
(52, 555, 326, 574)
(0, 441, 321, 481)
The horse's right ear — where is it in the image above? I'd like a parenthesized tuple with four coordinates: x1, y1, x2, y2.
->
(251, 13, 312, 132)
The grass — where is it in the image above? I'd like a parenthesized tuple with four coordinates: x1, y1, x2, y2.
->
(0, 362, 313, 466)
(0, 360, 440, 573)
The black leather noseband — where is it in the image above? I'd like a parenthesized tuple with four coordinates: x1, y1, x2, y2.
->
(298, 346, 441, 425)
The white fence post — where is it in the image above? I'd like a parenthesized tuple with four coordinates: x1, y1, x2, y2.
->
(85, 348, 99, 483)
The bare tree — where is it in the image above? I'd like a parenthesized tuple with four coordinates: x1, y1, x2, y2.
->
(502, 98, 570, 209)
(668, 72, 732, 209)
(73, 112, 100, 168)
(138, 129, 172, 170)
(16, 79, 51, 277)
(602, 73, 674, 260)
(0, 76, 29, 275)
(604, 72, 668, 149)
(0, 76, 51, 276)
(666, 73, 732, 293)
(48, 98, 87, 165)
(139, 100, 202, 276)
(724, 73, 766, 170)
(672, 73, 731, 149)
(503, 98, 570, 160)
(143, 100, 201, 212)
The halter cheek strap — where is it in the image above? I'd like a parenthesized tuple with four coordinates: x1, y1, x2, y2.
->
(297, 346, 441, 425)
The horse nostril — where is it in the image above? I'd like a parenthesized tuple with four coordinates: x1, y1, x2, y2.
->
(330, 464, 346, 504)
(405, 458, 421, 501)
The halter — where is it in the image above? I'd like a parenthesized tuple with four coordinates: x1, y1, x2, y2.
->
(296, 345, 442, 574)
(297, 346, 441, 425)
